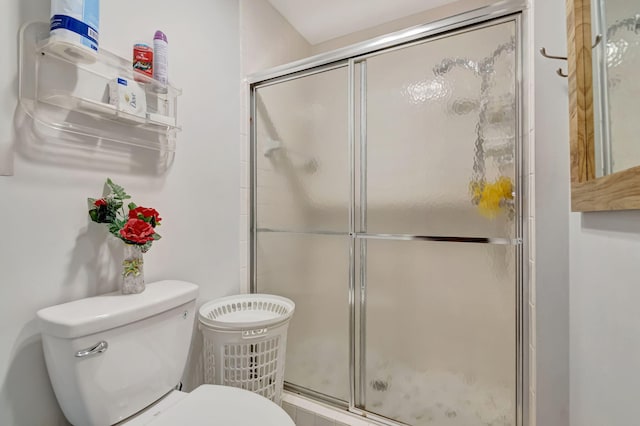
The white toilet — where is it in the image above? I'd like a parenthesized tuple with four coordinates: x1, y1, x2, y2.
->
(36, 280, 295, 426)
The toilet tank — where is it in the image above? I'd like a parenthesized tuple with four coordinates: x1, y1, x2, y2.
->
(37, 280, 199, 426)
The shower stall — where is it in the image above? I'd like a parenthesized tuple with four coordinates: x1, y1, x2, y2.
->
(249, 7, 527, 426)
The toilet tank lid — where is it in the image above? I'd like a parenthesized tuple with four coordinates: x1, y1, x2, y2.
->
(37, 280, 199, 339)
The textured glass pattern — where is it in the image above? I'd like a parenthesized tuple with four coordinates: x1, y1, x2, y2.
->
(252, 19, 522, 422)
(362, 22, 517, 237)
(363, 239, 516, 426)
(599, 0, 640, 174)
(255, 68, 350, 232)
(256, 232, 350, 401)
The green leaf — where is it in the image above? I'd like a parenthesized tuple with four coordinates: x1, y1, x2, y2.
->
(152, 233, 161, 240)
(106, 178, 131, 200)
(88, 209, 99, 222)
(128, 202, 137, 211)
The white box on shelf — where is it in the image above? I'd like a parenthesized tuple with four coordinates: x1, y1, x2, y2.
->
(108, 77, 147, 119)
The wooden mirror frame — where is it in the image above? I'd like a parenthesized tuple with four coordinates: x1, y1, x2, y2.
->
(567, 0, 640, 211)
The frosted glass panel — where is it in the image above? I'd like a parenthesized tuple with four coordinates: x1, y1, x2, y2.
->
(363, 22, 517, 237)
(363, 239, 515, 425)
(256, 232, 350, 401)
(255, 67, 349, 232)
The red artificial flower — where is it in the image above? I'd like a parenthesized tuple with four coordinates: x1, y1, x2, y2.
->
(119, 218, 156, 244)
(94, 198, 107, 207)
(129, 206, 162, 227)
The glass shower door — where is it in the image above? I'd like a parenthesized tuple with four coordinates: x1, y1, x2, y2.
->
(252, 16, 522, 426)
(358, 20, 519, 425)
(253, 66, 351, 402)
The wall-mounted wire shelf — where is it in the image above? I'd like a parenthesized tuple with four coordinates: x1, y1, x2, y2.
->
(19, 22, 182, 152)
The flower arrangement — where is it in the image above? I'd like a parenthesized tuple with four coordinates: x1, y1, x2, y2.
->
(88, 179, 162, 294)
(88, 178, 162, 252)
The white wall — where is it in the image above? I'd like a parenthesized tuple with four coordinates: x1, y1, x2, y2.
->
(240, 0, 311, 76)
(570, 211, 640, 426)
(0, 1, 240, 424)
(532, 0, 571, 424)
(572, 211, 640, 426)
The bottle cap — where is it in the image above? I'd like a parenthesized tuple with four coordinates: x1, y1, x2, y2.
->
(154, 31, 168, 42)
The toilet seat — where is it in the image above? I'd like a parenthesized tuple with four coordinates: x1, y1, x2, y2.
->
(140, 385, 295, 426)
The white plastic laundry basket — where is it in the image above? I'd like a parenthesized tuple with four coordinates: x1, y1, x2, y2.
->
(198, 294, 295, 405)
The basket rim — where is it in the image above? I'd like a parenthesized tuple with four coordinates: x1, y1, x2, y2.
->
(198, 293, 295, 330)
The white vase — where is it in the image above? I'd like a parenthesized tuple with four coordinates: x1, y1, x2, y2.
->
(122, 244, 145, 294)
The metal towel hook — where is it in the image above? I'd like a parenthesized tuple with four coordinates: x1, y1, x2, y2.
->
(592, 34, 602, 49)
(539, 47, 569, 77)
(539, 47, 567, 61)
(539, 34, 603, 78)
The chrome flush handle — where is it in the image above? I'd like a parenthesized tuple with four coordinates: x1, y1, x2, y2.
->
(75, 341, 108, 358)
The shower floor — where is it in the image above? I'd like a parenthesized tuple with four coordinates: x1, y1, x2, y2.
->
(287, 341, 513, 426)
(365, 353, 513, 426)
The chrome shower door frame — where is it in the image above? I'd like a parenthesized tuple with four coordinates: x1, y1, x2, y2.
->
(249, 3, 529, 425)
